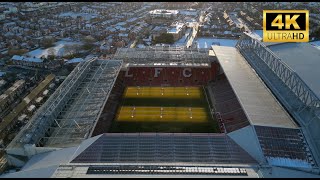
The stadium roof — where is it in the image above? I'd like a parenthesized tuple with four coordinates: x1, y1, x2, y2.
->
(267, 43, 320, 99)
(114, 46, 215, 67)
(1, 135, 102, 178)
(71, 133, 257, 165)
(2, 133, 259, 178)
(4, 132, 318, 178)
(7, 59, 122, 150)
(212, 46, 297, 129)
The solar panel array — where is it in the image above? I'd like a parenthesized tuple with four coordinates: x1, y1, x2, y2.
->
(255, 126, 316, 167)
(71, 133, 257, 164)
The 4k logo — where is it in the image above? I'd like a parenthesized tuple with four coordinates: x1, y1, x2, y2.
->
(263, 10, 309, 42)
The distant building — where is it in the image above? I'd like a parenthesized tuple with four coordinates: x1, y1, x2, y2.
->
(0, 80, 26, 112)
(167, 22, 186, 41)
(163, 2, 193, 9)
(11, 55, 43, 67)
(0, 14, 5, 20)
(11, 55, 61, 69)
(149, 9, 179, 19)
(8, 6, 18, 13)
(0, 72, 6, 77)
(0, 80, 6, 90)
(65, 58, 84, 66)
(151, 26, 167, 40)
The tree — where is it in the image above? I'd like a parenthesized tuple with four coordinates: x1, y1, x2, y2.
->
(72, 44, 82, 55)
(41, 37, 55, 48)
(83, 35, 96, 44)
(153, 33, 175, 44)
(90, 17, 101, 23)
(8, 48, 28, 56)
(311, 26, 320, 40)
(63, 44, 74, 57)
(47, 47, 55, 60)
(48, 47, 55, 56)
(2, 72, 17, 83)
(82, 36, 97, 51)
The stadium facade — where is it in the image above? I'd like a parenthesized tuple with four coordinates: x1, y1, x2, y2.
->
(2, 33, 320, 178)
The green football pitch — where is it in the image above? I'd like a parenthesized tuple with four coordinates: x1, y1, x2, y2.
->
(109, 86, 219, 133)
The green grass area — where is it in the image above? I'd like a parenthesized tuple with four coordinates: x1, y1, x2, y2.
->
(122, 97, 207, 107)
(109, 87, 219, 133)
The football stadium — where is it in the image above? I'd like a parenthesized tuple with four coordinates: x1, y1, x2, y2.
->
(3, 33, 320, 178)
